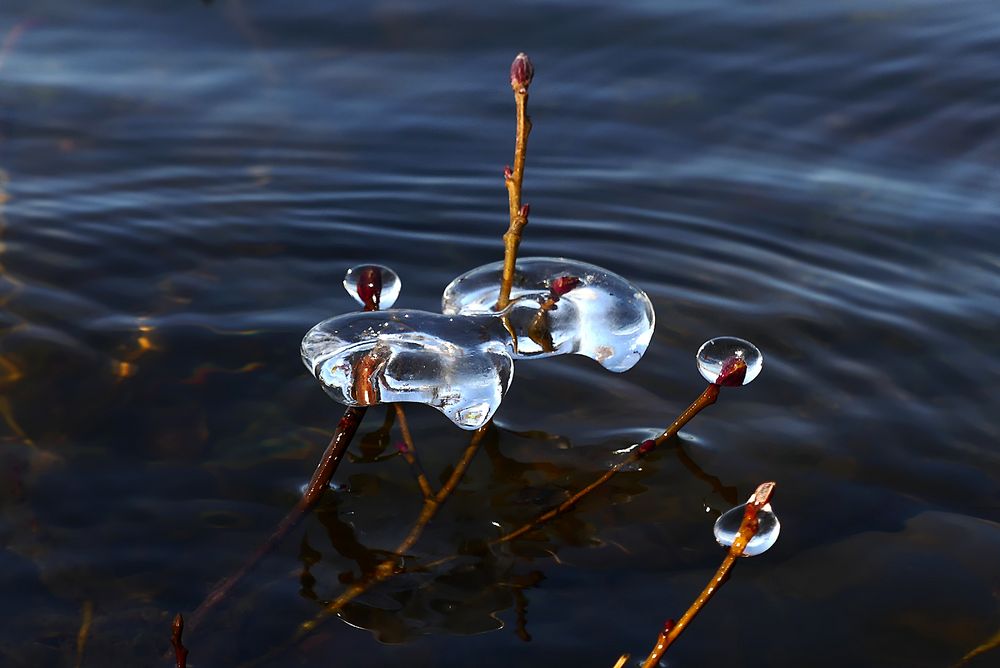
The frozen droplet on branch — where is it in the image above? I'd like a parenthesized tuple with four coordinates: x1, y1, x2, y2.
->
(696, 336, 763, 386)
(343, 264, 401, 310)
(301, 310, 513, 429)
(441, 257, 655, 372)
(713, 499, 780, 557)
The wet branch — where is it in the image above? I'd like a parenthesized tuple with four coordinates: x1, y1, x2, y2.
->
(393, 403, 435, 499)
(635, 482, 776, 668)
(497, 52, 534, 310)
(494, 382, 721, 545)
(171, 613, 189, 668)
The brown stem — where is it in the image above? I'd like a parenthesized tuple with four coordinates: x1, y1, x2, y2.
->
(393, 403, 435, 499)
(494, 384, 720, 545)
(638, 482, 776, 668)
(187, 406, 367, 632)
(497, 54, 534, 310)
(296, 424, 489, 638)
(171, 613, 189, 668)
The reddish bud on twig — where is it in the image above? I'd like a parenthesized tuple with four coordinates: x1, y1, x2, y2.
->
(752, 481, 776, 508)
(519, 203, 530, 220)
(662, 619, 676, 635)
(550, 275, 581, 298)
(638, 439, 656, 455)
(715, 355, 748, 387)
(395, 440, 410, 455)
(510, 52, 534, 91)
(356, 265, 383, 310)
(504, 165, 513, 181)
(171, 613, 188, 668)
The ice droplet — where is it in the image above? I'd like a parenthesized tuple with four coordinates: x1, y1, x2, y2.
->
(301, 310, 512, 429)
(696, 336, 763, 386)
(441, 257, 655, 372)
(343, 264, 401, 309)
(713, 499, 780, 557)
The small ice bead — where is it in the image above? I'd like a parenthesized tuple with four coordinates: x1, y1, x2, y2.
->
(713, 501, 780, 557)
(696, 336, 763, 386)
(343, 264, 401, 309)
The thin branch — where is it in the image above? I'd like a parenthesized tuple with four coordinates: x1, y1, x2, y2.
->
(187, 406, 367, 632)
(637, 482, 776, 668)
(393, 403, 435, 499)
(185, 268, 385, 633)
(494, 383, 721, 545)
(497, 52, 534, 310)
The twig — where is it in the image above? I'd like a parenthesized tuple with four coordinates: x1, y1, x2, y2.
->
(497, 52, 534, 310)
(393, 403, 435, 499)
(296, 424, 489, 638)
(495, 382, 721, 545)
(186, 269, 384, 632)
(637, 482, 776, 668)
(171, 613, 189, 668)
(952, 627, 1000, 667)
(187, 406, 367, 632)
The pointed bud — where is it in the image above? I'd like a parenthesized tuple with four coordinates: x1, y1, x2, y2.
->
(638, 439, 656, 455)
(504, 165, 513, 181)
(715, 355, 748, 387)
(394, 440, 410, 455)
(662, 619, 676, 635)
(356, 265, 383, 311)
(519, 203, 530, 219)
(510, 52, 534, 91)
(550, 275, 581, 298)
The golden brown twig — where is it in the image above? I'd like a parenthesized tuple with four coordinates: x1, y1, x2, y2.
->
(495, 383, 721, 545)
(497, 52, 534, 310)
(393, 403, 435, 499)
(637, 482, 776, 668)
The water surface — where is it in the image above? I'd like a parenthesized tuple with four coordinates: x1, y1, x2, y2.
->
(1, 1, 997, 666)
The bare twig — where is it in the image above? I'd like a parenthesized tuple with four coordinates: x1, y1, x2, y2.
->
(497, 52, 534, 310)
(637, 482, 776, 667)
(393, 403, 435, 499)
(495, 383, 721, 545)
(185, 269, 384, 632)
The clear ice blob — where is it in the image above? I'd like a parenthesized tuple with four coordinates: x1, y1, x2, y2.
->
(713, 499, 780, 557)
(343, 264, 401, 310)
(301, 310, 513, 430)
(696, 336, 763, 386)
(441, 257, 655, 372)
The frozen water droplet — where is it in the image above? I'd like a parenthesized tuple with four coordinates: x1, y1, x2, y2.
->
(301, 310, 512, 430)
(696, 336, 763, 386)
(343, 264, 401, 309)
(713, 500, 780, 556)
(441, 257, 655, 372)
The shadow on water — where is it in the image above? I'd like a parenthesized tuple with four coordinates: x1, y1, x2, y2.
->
(0, 1, 998, 666)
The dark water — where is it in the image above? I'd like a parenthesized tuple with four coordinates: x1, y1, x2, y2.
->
(1, 1, 998, 666)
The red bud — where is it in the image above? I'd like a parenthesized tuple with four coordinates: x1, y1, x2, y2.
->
(504, 165, 513, 181)
(662, 619, 676, 634)
(715, 355, 748, 387)
(550, 275, 581, 298)
(519, 203, 530, 219)
(395, 440, 410, 455)
(510, 52, 534, 90)
(638, 439, 656, 455)
(356, 266, 383, 311)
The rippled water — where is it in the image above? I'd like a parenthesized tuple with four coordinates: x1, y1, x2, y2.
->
(1, 1, 998, 666)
